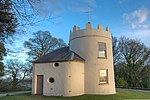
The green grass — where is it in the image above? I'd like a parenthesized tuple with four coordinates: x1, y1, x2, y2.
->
(0, 89, 150, 100)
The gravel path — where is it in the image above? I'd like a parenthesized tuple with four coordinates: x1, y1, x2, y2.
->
(0, 91, 31, 97)
(117, 88, 150, 92)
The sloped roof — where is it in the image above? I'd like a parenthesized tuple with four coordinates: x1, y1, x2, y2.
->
(34, 47, 85, 63)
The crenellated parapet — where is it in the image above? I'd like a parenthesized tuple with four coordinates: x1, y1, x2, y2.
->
(73, 25, 80, 31)
(70, 22, 112, 42)
(72, 22, 110, 32)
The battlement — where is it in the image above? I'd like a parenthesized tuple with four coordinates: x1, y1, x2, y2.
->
(72, 22, 110, 32)
(69, 22, 112, 42)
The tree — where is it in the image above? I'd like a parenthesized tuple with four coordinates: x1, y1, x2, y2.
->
(0, 0, 54, 42)
(0, 0, 18, 42)
(112, 36, 120, 66)
(11, 0, 57, 31)
(24, 31, 66, 61)
(0, 43, 6, 82)
(118, 37, 150, 87)
(113, 36, 150, 88)
(4, 59, 32, 90)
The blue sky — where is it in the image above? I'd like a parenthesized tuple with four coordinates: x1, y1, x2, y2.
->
(5, 0, 150, 61)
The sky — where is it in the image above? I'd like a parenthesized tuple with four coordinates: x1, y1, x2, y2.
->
(5, 0, 150, 62)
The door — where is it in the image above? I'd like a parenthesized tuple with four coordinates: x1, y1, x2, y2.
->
(37, 75, 44, 95)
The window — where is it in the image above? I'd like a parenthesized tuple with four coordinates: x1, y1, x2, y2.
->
(49, 77, 55, 83)
(99, 69, 108, 84)
(98, 43, 106, 58)
(54, 63, 59, 67)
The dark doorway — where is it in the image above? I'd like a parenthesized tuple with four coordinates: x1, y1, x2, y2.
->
(37, 75, 44, 95)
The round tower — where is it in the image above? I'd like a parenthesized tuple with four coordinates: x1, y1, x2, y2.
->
(69, 22, 116, 95)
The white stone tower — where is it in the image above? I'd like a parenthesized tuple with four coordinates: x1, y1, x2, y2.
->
(69, 22, 116, 95)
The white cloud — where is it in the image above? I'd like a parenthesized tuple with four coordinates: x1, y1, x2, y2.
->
(131, 30, 150, 47)
(118, 0, 125, 4)
(131, 23, 136, 29)
(32, 0, 96, 17)
(117, 0, 130, 4)
(33, 0, 63, 17)
(132, 8, 148, 23)
(117, 29, 150, 47)
(83, 0, 96, 7)
(122, 8, 150, 47)
(67, 0, 96, 12)
(139, 24, 149, 29)
(123, 8, 150, 29)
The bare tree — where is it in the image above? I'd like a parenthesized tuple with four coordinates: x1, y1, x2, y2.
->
(114, 36, 150, 88)
(119, 37, 150, 87)
(0, 0, 55, 42)
(4, 59, 32, 90)
(112, 36, 120, 66)
(12, 0, 56, 29)
(24, 31, 66, 61)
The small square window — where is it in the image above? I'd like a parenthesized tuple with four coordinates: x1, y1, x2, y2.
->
(99, 69, 108, 84)
(98, 43, 106, 58)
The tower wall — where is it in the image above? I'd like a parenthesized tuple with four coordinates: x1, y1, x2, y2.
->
(69, 22, 116, 95)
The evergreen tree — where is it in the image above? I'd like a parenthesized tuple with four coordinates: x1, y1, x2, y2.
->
(0, 0, 18, 42)
(0, 43, 6, 82)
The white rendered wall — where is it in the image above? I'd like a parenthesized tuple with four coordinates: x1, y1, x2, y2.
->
(33, 61, 84, 96)
(69, 23, 116, 95)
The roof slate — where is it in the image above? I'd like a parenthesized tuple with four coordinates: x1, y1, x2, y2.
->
(34, 47, 85, 63)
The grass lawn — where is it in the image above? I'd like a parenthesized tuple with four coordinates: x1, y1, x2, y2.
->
(0, 89, 150, 100)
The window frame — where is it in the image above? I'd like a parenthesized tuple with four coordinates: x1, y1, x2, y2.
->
(98, 42, 107, 58)
(99, 69, 108, 84)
